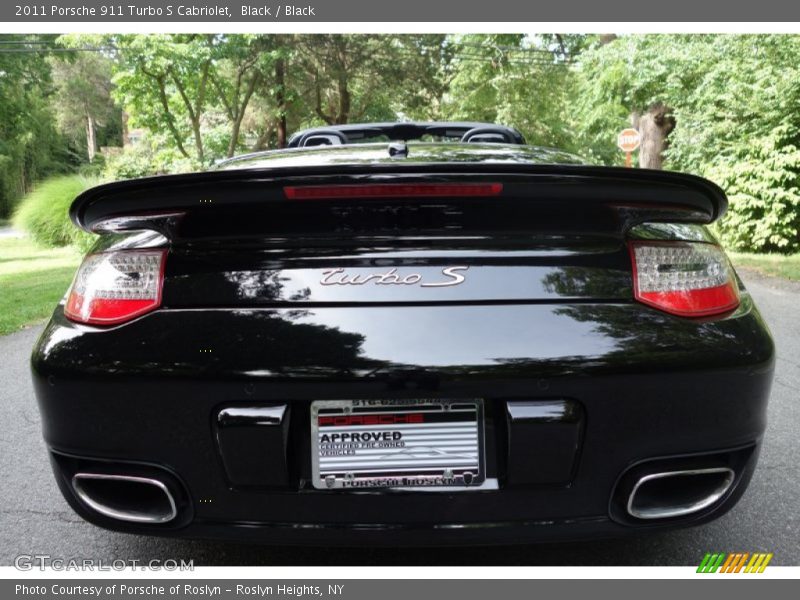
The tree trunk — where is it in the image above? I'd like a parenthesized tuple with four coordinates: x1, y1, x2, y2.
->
(121, 111, 130, 147)
(227, 118, 243, 159)
(226, 74, 259, 158)
(168, 61, 210, 164)
(275, 57, 287, 149)
(153, 75, 191, 159)
(632, 103, 674, 170)
(253, 123, 274, 151)
(86, 114, 97, 162)
(191, 118, 204, 165)
(337, 73, 350, 124)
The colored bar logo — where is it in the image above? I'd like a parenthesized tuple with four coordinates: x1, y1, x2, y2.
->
(697, 552, 773, 573)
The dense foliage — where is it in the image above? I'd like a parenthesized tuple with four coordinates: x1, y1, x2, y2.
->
(573, 35, 800, 251)
(0, 36, 72, 218)
(443, 34, 577, 150)
(3, 33, 800, 252)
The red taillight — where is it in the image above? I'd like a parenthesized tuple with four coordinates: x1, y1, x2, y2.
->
(283, 183, 503, 200)
(629, 241, 739, 318)
(65, 250, 166, 325)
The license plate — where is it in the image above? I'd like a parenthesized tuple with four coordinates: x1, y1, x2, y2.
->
(310, 399, 484, 490)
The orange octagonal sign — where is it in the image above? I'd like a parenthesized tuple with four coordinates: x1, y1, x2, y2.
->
(617, 128, 641, 152)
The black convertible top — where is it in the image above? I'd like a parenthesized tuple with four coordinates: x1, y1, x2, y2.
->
(285, 121, 526, 148)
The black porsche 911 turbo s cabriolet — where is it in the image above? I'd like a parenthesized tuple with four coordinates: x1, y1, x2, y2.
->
(31, 122, 774, 545)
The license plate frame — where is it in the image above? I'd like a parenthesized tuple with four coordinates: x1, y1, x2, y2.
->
(310, 399, 485, 490)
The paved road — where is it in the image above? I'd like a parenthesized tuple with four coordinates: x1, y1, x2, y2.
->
(0, 226, 24, 239)
(1, 271, 797, 566)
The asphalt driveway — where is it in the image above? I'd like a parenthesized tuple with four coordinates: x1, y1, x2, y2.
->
(1, 269, 797, 566)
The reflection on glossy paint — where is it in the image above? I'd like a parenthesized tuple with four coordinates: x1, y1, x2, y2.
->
(221, 142, 587, 171)
(38, 324, 83, 356)
(32, 291, 770, 384)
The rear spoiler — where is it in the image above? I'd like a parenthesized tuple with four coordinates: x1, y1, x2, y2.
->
(70, 164, 727, 235)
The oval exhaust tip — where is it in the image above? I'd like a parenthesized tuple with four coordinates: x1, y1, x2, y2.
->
(627, 467, 735, 520)
(71, 473, 177, 524)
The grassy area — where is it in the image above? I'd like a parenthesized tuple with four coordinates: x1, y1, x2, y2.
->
(729, 252, 800, 282)
(0, 236, 81, 336)
(0, 218, 10, 228)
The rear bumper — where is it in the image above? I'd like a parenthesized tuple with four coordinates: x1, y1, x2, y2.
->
(46, 444, 761, 546)
(32, 296, 774, 545)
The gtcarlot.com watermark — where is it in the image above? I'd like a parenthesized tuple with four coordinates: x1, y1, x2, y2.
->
(14, 554, 194, 571)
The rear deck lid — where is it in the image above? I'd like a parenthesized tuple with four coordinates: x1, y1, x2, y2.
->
(70, 148, 728, 307)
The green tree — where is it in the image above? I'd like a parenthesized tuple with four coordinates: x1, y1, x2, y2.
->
(382, 35, 452, 121)
(292, 35, 449, 127)
(87, 34, 297, 161)
(50, 51, 119, 162)
(106, 34, 218, 165)
(442, 34, 578, 149)
(0, 35, 67, 217)
(208, 35, 290, 157)
(294, 35, 397, 125)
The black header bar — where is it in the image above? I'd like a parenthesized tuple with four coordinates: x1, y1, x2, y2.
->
(4, 0, 800, 23)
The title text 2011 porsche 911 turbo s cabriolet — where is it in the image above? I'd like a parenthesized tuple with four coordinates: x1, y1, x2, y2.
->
(31, 122, 774, 545)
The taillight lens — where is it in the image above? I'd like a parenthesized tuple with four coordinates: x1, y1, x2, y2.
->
(65, 250, 166, 325)
(629, 241, 739, 318)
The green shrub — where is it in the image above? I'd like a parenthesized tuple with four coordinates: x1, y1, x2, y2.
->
(104, 147, 154, 180)
(708, 143, 800, 253)
(77, 155, 107, 178)
(104, 138, 195, 181)
(12, 175, 98, 252)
